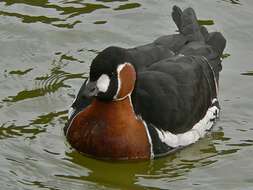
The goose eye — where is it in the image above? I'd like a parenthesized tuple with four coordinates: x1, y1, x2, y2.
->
(109, 72, 115, 78)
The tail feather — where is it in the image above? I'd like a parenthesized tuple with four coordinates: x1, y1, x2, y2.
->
(200, 26, 209, 41)
(172, 6, 183, 33)
(171, 6, 226, 83)
(172, 6, 226, 55)
(172, 6, 204, 42)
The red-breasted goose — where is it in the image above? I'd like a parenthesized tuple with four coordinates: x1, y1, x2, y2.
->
(65, 6, 226, 160)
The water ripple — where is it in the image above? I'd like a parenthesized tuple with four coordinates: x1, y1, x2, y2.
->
(9, 68, 33, 76)
(3, 1, 109, 18)
(0, 0, 144, 29)
(3, 66, 84, 103)
(221, 0, 241, 5)
(1, 1, 110, 29)
(0, 123, 45, 140)
(0, 0, 252, 189)
(241, 70, 253, 76)
(0, 110, 67, 140)
(0, 10, 63, 24)
(114, 3, 141, 11)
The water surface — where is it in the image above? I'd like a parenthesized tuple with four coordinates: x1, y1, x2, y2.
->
(1, 0, 253, 189)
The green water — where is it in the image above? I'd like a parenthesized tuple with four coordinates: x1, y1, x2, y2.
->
(0, 0, 253, 189)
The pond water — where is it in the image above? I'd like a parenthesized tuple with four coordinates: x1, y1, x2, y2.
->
(0, 0, 253, 189)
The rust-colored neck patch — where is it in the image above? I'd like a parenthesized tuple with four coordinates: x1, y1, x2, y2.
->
(116, 63, 136, 100)
(66, 96, 150, 160)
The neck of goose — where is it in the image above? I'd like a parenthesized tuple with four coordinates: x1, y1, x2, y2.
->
(94, 95, 134, 116)
(67, 95, 151, 160)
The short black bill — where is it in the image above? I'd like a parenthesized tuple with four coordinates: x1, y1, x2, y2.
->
(82, 81, 99, 98)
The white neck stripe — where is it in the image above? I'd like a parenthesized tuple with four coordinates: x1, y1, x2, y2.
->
(114, 62, 132, 100)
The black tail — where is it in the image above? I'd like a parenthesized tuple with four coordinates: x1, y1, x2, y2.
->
(172, 6, 204, 42)
(172, 6, 226, 57)
(172, 6, 226, 82)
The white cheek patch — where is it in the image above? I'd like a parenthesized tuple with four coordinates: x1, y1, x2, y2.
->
(97, 74, 110, 93)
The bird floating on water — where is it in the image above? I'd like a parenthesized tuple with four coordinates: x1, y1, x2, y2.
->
(65, 6, 226, 160)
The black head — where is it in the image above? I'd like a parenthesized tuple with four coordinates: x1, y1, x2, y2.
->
(83, 46, 136, 101)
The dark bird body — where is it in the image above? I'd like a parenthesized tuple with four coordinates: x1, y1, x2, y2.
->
(65, 6, 226, 160)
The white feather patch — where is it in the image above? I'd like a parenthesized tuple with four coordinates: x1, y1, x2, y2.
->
(202, 56, 219, 93)
(155, 102, 219, 148)
(86, 77, 90, 84)
(97, 74, 110, 93)
(114, 63, 125, 99)
(114, 63, 134, 100)
(141, 118, 154, 159)
(68, 107, 75, 119)
(129, 95, 154, 159)
(67, 96, 77, 120)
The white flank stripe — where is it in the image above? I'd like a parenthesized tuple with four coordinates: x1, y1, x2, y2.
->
(156, 103, 219, 148)
(129, 95, 154, 159)
(212, 98, 218, 104)
(202, 56, 219, 93)
(139, 117, 154, 159)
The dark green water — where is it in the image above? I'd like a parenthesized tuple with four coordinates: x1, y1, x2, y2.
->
(0, 0, 253, 189)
